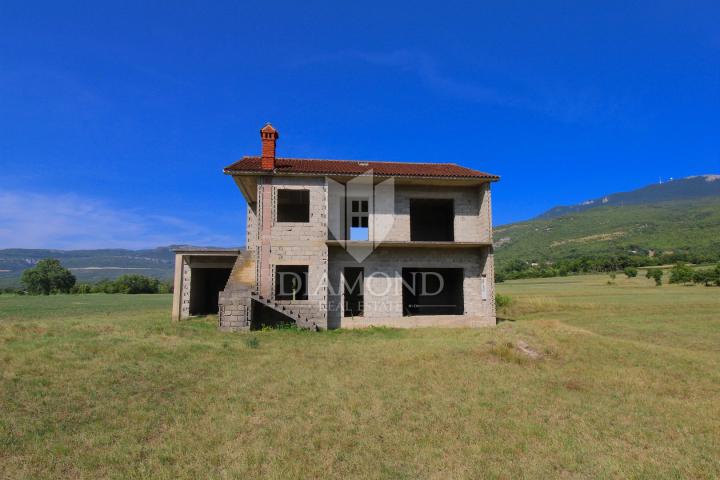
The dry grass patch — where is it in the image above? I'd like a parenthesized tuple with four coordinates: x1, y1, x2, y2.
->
(1, 285, 719, 478)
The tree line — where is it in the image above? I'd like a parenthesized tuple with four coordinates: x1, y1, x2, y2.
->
(496, 251, 720, 282)
(2, 258, 174, 295)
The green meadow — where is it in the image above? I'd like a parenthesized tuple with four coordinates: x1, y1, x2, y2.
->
(1, 274, 719, 478)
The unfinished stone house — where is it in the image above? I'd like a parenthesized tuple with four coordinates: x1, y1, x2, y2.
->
(171, 124, 499, 330)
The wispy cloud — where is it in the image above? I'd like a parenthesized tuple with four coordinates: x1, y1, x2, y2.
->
(0, 191, 235, 249)
(291, 49, 625, 123)
(352, 50, 521, 107)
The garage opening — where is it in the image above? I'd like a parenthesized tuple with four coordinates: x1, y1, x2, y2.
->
(410, 199, 454, 241)
(189, 268, 232, 315)
(402, 268, 463, 316)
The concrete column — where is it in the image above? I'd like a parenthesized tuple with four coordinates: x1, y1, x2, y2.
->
(171, 254, 184, 321)
(258, 177, 274, 298)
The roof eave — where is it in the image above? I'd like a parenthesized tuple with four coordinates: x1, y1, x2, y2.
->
(223, 169, 499, 182)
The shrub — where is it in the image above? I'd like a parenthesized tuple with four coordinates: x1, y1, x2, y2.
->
(495, 294, 512, 309)
(692, 269, 713, 286)
(646, 268, 663, 286)
(158, 281, 174, 294)
(669, 263, 695, 284)
(92, 279, 119, 294)
(71, 283, 94, 294)
(87, 276, 163, 294)
(20, 259, 76, 295)
(624, 267, 638, 278)
(112, 275, 161, 294)
(692, 265, 720, 287)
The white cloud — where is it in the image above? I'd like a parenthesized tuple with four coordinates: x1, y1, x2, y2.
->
(0, 191, 235, 249)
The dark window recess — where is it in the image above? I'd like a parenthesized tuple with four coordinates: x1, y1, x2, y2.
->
(343, 267, 364, 317)
(409, 199, 454, 241)
(402, 268, 463, 316)
(275, 265, 308, 300)
(277, 190, 310, 222)
(351, 216, 368, 228)
(352, 200, 368, 213)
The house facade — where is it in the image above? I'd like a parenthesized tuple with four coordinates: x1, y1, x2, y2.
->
(172, 124, 499, 330)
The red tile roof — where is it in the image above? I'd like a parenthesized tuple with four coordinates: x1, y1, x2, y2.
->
(224, 157, 499, 180)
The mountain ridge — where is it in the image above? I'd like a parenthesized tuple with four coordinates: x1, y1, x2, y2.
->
(534, 174, 720, 220)
(0, 246, 231, 287)
(2, 175, 719, 286)
(495, 175, 720, 269)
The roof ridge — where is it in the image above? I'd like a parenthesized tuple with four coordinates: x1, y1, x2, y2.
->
(242, 155, 457, 166)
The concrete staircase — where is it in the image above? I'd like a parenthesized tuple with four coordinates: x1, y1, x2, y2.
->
(250, 293, 319, 331)
(218, 252, 319, 332)
(218, 251, 256, 331)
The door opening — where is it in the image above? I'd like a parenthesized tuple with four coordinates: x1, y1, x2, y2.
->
(343, 267, 364, 317)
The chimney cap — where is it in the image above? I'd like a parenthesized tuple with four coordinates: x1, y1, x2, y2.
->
(260, 123, 278, 138)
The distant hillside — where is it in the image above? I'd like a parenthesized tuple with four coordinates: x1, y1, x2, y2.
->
(0, 247, 179, 288)
(537, 175, 720, 219)
(495, 175, 720, 269)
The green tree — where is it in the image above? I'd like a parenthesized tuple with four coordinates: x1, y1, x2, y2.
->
(20, 259, 76, 295)
(71, 283, 94, 294)
(112, 274, 160, 294)
(624, 266, 638, 278)
(92, 279, 118, 294)
(697, 264, 720, 287)
(692, 269, 713, 286)
(669, 263, 694, 284)
(646, 268, 663, 286)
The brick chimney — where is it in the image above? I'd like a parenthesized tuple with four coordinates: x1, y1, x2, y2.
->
(260, 123, 279, 170)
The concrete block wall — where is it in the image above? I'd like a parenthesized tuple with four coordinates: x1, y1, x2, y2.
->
(265, 176, 329, 327)
(479, 183, 493, 244)
(327, 246, 495, 329)
(246, 203, 258, 251)
(378, 185, 492, 243)
(180, 261, 191, 319)
(236, 175, 496, 331)
(218, 289, 251, 331)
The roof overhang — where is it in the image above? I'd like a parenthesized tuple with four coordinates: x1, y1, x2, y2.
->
(172, 247, 243, 255)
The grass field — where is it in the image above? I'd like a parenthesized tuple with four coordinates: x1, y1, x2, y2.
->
(1, 275, 719, 478)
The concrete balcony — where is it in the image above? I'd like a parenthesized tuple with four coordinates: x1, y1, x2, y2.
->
(325, 240, 491, 249)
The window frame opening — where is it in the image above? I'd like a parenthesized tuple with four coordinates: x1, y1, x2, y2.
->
(409, 198, 454, 241)
(276, 189, 310, 223)
(274, 265, 309, 301)
(347, 197, 369, 240)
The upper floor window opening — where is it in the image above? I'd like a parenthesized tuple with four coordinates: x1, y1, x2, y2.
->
(349, 198, 369, 240)
(277, 189, 310, 223)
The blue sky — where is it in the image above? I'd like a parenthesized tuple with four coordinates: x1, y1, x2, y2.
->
(1, 1, 718, 249)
